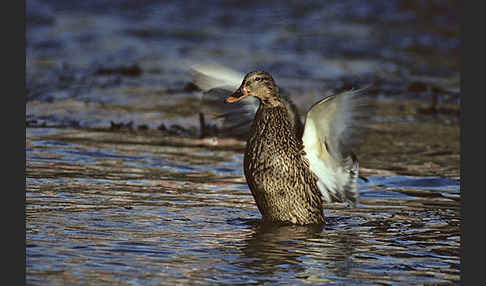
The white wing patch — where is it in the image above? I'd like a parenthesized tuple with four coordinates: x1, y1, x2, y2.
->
(302, 118, 339, 203)
(302, 89, 366, 205)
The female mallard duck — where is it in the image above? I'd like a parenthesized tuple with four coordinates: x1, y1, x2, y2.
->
(227, 71, 365, 225)
(191, 65, 366, 225)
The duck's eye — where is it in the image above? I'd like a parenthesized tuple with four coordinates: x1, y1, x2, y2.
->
(254, 77, 262, 82)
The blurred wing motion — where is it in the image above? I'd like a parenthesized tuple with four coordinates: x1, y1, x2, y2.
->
(302, 89, 369, 206)
(191, 63, 245, 92)
(190, 63, 304, 138)
(190, 63, 259, 137)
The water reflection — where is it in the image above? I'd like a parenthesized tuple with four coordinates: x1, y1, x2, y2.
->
(26, 0, 460, 283)
(240, 222, 364, 283)
(26, 126, 460, 284)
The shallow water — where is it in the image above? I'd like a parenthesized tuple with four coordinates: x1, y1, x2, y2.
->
(26, 128, 460, 285)
(26, 0, 460, 285)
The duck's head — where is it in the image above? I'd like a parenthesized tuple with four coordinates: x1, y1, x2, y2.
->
(226, 71, 281, 106)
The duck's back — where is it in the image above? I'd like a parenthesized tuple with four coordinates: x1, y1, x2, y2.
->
(244, 105, 324, 225)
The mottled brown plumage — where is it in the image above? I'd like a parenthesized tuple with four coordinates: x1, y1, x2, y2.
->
(192, 65, 365, 225)
(227, 71, 325, 225)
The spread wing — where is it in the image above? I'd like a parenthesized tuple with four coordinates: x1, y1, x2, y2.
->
(190, 63, 259, 137)
(191, 63, 246, 92)
(302, 88, 369, 206)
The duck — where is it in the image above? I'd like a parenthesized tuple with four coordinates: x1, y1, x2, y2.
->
(191, 63, 304, 139)
(191, 64, 367, 225)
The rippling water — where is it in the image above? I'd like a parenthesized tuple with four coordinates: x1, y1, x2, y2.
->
(26, 0, 460, 284)
(26, 128, 460, 285)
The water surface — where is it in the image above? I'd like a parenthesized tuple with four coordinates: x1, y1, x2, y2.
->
(26, 128, 460, 285)
(26, 0, 460, 285)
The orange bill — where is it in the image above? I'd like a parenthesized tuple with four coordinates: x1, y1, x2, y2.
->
(225, 87, 248, 103)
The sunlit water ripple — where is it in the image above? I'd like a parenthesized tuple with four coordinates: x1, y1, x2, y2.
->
(26, 128, 460, 285)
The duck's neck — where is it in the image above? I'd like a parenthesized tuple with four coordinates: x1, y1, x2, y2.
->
(258, 87, 284, 108)
(252, 102, 298, 144)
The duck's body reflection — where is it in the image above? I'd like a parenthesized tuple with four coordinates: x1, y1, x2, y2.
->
(235, 219, 358, 281)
